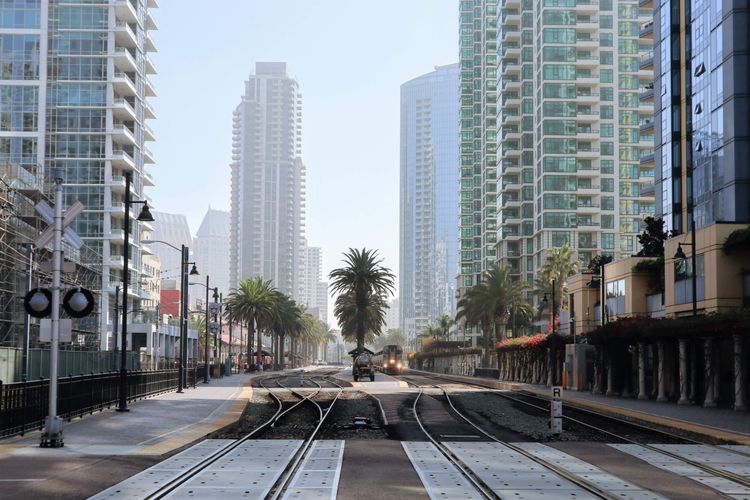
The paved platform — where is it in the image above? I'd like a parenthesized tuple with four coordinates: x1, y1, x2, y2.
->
(406, 369, 750, 445)
(0, 373, 253, 458)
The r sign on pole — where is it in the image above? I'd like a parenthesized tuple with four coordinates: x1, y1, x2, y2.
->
(551, 386, 563, 435)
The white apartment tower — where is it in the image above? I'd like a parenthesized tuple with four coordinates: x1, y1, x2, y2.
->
(0, 1, 158, 348)
(496, 0, 655, 282)
(298, 241, 328, 323)
(230, 62, 305, 298)
(194, 208, 230, 296)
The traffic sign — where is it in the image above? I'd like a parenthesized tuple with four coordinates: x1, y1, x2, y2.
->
(34, 200, 85, 250)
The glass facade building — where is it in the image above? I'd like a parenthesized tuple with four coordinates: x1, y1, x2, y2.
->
(0, 0, 158, 349)
(399, 63, 459, 347)
(654, 0, 750, 233)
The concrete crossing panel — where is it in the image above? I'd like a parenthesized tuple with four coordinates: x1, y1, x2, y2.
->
(282, 440, 344, 500)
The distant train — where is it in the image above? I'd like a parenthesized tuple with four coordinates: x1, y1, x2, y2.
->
(373, 344, 403, 375)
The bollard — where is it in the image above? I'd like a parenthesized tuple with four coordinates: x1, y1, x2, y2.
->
(551, 386, 562, 435)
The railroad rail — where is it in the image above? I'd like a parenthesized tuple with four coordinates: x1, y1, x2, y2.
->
(136, 370, 343, 500)
(404, 371, 750, 492)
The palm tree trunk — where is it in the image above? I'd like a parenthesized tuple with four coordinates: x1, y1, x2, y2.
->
(482, 321, 492, 368)
(256, 322, 263, 371)
(246, 321, 254, 372)
(280, 334, 285, 369)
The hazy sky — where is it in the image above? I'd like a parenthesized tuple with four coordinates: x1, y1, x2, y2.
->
(150, 1, 457, 314)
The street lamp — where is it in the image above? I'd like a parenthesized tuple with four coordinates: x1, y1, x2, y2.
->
(674, 220, 698, 316)
(117, 171, 155, 413)
(190, 277, 218, 383)
(142, 239, 198, 392)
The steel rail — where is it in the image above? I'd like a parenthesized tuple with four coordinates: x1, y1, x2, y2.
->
(404, 376, 498, 500)
(144, 373, 288, 500)
(267, 376, 344, 500)
(408, 371, 750, 490)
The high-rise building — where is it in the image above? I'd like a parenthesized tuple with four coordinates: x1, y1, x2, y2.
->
(652, 0, 750, 233)
(650, 0, 750, 315)
(230, 62, 305, 299)
(458, 2, 499, 345)
(0, 0, 158, 349)
(151, 211, 192, 284)
(399, 64, 460, 346)
(298, 241, 327, 323)
(194, 207, 230, 296)
(494, 2, 654, 281)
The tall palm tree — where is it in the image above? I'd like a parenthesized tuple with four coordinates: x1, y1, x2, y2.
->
(437, 314, 454, 340)
(226, 277, 276, 372)
(329, 248, 395, 356)
(268, 291, 299, 369)
(536, 245, 579, 314)
(456, 264, 529, 367)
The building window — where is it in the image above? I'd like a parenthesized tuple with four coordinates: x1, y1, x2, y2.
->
(606, 278, 626, 316)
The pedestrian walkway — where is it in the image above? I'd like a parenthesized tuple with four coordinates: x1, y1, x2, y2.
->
(407, 369, 750, 444)
(335, 367, 408, 389)
(0, 373, 253, 458)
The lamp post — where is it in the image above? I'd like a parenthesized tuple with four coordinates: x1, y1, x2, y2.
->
(190, 277, 217, 383)
(117, 171, 155, 413)
(142, 239, 198, 392)
(227, 303, 233, 376)
(674, 219, 698, 316)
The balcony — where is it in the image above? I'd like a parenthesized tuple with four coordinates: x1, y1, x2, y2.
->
(640, 183, 655, 196)
(114, 0, 137, 23)
(145, 8, 157, 30)
(640, 84, 655, 102)
(112, 124, 136, 147)
(109, 175, 126, 193)
(640, 53, 654, 70)
(577, 240, 598, 249)
(143, 169, 155, 186)
(144, 76, 156, 97)
(501, 112, 521, 125)
(640, 150, 655, 165)
(109, 255, 125, 269)
(143, 123, 155, 142)
(576, 203, 600, 213)
(576, 16, 599, 30)
(640, 20, 654, 39)
(145, 32, 157, 52)
(575, 73, 599, 84)
(110, 202, 125, 218)
(112, 98, 136, 121)
(574, 0, 599, 12)
(111, 150, 136, 171)
(143, 146, 155, 164)
(576, 36, 598, 48)
(106, 229, 125, 241)
(114, 22, 137, 48)
(575, 91, 599, 104)
(576, 147, 599, 158)
(113, 48, 137, 72)
(576, 184, 601, 194)
(576, 127, 599, 140)
(640, 119, 654, 134)
(113, 72, 137, 97)
(145, 54, 157, 75)
(143, 100, 156, 120)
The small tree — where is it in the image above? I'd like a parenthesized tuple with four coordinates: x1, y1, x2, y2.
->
(637, 216, 668, 257)
(587, 254, 613, 274)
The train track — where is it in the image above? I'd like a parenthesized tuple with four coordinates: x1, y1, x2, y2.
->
(136, 370, 343, 500)
(404, 371, 750, 492)
(402, 374, 625, 500)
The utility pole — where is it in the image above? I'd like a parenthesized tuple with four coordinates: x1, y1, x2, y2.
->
(113, 285, 120, 371)
(41, 169, 64, 447)
(21, 244, 33, 381)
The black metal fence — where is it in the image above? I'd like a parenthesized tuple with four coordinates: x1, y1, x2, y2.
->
(0, 368, 197, 438)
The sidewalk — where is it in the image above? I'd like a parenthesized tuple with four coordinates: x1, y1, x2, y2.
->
(408, 369, 750, 444)
(0, 372, 253, 458)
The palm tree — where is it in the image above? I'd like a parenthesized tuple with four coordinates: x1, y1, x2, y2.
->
(437, 314, 454, 340)
(329, 248, 395, 356)
(536, 245, 578, 314)
(226, 277, 276, 371)
(268, 291, 299, 369)
(457, 264, 529, 367)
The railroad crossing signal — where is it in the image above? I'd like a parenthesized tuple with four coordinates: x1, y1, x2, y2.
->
(34, 200, 85, 250)
(62, 287, 95, 318)
(24, 288, 52, 318)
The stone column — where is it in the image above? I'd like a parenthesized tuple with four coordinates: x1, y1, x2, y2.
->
(678, 339, 691, 404)
(606, 352, 618, 396)
(734, 335, 746, 411)
(621, 349, 634, 398)
(638, 342, 648, 400)
(657, 341, 668, 402)
(703, 338, 717, 408)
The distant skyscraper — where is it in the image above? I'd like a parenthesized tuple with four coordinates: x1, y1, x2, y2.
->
(194, 207, 230, 296)
(230, 62, 305, 299)
(0, 0, 158, 348)
(385, 297, 400, 333)
(299, 240, 327, 323)
(151, 211, 192, 284)
(399, 64, 459, 346)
